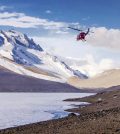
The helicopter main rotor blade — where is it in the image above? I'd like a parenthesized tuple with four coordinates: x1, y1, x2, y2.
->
(68, 27, 82, 31)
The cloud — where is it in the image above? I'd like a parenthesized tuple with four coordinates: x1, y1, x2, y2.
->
(45, 10, 52, 14)
(70, 54, 116, 77)
(55, 30, 69, 34)
(0, 11, 78, 34)
(32, 36, 85, 56)
(0, 12, 66, 29)
(0, 6, 7, 11)
(84, 55, 115, 76)
(1, 11, 120, 51)
(0, 5, 12, 11)
(0, 12, 24, 18)
(0, 11, 80, 35)
(33, 36, 120, 77)
(86, 54, 114, 75)
(82, 16, 90, 21)
(87, 27, 120, 50)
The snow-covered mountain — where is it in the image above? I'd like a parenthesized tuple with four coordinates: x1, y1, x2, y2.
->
(0, 30, 87, 82)
(59, 56, 118, 78)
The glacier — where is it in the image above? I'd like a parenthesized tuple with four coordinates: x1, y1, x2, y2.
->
(0, 29, 87, 82)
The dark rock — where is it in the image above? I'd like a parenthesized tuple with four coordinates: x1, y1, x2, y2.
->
(68, 113, 77, 117)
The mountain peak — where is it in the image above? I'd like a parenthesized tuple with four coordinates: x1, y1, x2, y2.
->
(0, 29, 43, 51)
(0, 29, 87, 82)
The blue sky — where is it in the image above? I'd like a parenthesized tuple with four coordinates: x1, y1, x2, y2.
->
(0, 0, 120, 72)
(0, 0, 120, 29)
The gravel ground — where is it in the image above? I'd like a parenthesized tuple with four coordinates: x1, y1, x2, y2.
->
(0, 87, 120, 134)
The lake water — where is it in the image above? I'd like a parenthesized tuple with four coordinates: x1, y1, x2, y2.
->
(0, 93, 94, 129)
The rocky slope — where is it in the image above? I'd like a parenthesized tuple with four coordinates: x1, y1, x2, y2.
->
(68, 69, 120, 89)
(0, 66, 82, 92)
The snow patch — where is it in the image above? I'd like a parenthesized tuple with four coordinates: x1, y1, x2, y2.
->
(0, 30, 87, 81)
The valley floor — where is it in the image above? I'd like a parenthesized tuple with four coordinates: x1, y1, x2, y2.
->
(0, 88, 120, 134)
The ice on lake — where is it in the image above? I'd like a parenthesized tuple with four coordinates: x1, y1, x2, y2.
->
(0, 93, 94, 129)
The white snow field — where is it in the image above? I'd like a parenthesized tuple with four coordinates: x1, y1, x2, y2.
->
(0, 30, 87, 83)
(0, 93, 94, 129)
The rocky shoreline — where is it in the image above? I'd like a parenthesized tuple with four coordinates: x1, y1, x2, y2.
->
(0, 89, 120, 134)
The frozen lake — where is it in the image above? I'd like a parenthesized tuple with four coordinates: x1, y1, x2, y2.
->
(0, 93, 94, 129)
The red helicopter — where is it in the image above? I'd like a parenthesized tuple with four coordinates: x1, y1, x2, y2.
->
(68, 27, 90, 41)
